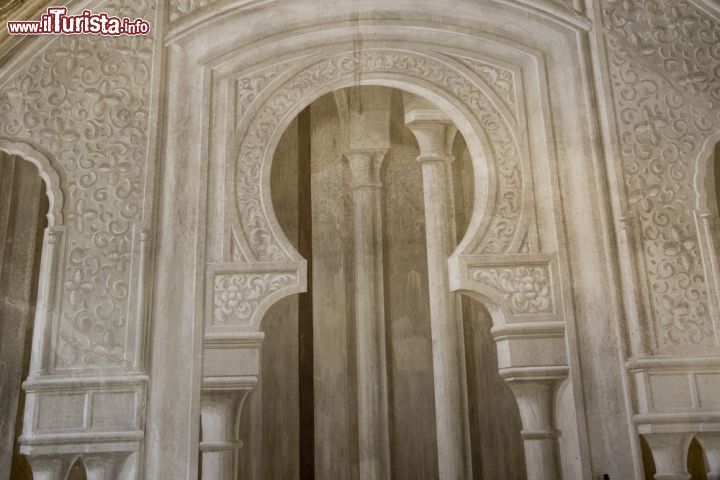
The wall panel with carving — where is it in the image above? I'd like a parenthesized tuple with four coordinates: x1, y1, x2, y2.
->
(0, 0, 157, 370)
(600, 0, 720, 355)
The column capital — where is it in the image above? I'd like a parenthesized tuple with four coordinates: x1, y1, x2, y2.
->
(345, 148, 388, 189)
(642, 432, 693, 480)
(403, 93, 457, 158)
(696, 432, 720, 480)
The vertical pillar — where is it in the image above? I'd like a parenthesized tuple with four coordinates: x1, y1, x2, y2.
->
(697, 432, 720, 480)
(346, 148, 391, 480)
(200, 389, 252, 480)
(504, 376, 562, 480)
(343, 86, 392, 480)
(404, 94, 472, 479)
(642, 432, 693, 480)
(28, 226, 63, 376)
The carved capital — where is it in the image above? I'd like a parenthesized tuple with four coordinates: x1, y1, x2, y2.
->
(345, 149, 388, 189)
(696, 433, 720, 480)
(502, 368, 567, 480)
(642, 432, 693, 480)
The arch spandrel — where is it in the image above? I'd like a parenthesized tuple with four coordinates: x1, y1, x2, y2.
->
(448, 253, 563, 327)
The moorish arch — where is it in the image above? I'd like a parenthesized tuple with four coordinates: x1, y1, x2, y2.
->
(184, 19, 589, 480)
(145, 5, 614, 479)
(4, 0, 686, 478)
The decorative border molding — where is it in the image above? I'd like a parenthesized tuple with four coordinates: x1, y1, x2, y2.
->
(0, 139, 64, 227)
(227, 47, 529, 264)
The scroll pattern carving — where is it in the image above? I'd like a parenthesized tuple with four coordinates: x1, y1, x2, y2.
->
(169, 0, 214, 21)
(213, 272, 297, 325)
(234, 49, 524, 261)
(605, 32, 717, 351)
(0, 0, 154, 367)
(235, 64, 287, 125)
(453, 56, 518, 118)
(603, 0, 720, 118)
(470, 264, 553, 315)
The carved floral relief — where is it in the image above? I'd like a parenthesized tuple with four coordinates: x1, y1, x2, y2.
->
(603, 0, 720, 352)
(0, 0, 155, 367)
(470, 264, 553, 315)
(213, 272, 297, 325)
(604, 0, 720, 119)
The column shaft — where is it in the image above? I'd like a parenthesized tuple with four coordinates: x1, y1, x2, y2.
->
(419, 156, 471, 479)
(507, 380, 561, 480)
(200, 391, 248, 480)
(347, 150, 391, 480)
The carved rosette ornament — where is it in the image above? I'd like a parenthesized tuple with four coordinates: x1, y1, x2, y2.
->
(212, 272, 297, 326)
(602, 0, 720, 353)
(471, 265, 553, 315)
(232, 49, 526, 263)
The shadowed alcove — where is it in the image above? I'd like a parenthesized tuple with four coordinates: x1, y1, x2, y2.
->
(241, 86, 526, 479)
(0, 153, 50, 480)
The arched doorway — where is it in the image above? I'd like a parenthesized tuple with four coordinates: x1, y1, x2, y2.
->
(150, 10, 597, 479)
(247, 86, 528, 479)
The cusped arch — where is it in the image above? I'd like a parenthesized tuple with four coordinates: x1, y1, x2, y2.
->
(0, 139, 64, 227)
(227, 46, 530, 267)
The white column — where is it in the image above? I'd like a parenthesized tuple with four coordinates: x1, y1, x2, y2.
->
(404, 94, 472, 479)
(697, 432, 720, 480)
(200, 389, 251, 480)
(28, 227, 63, 376)
(346, 148, 391, 480)
(505, 377, 562, 480)
(342, 86, 393, 480)
(643, 432, 693, 480)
